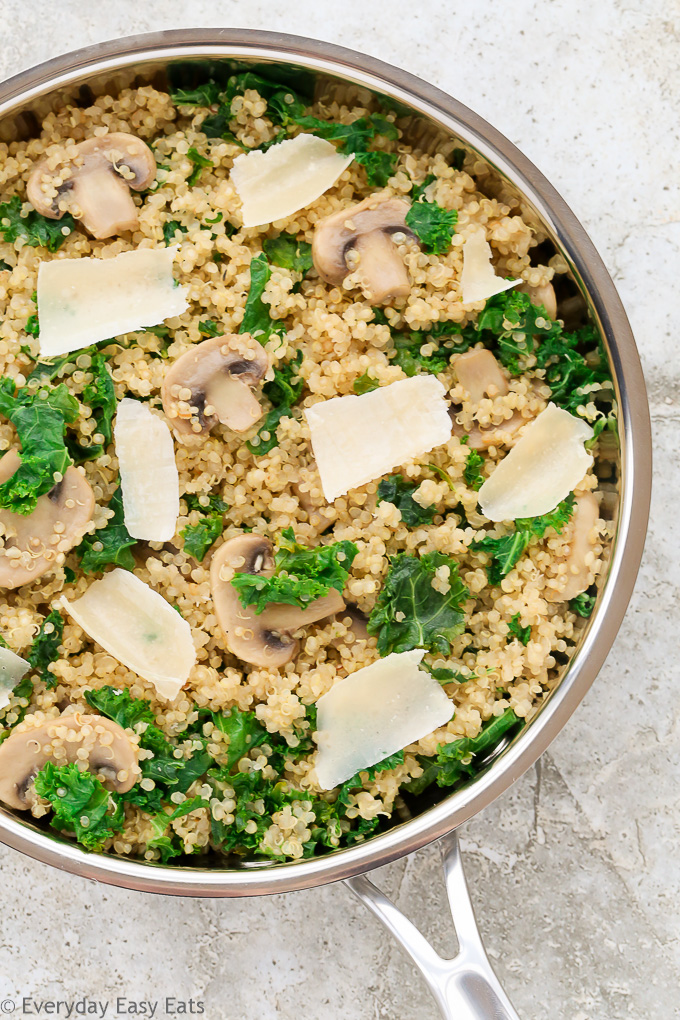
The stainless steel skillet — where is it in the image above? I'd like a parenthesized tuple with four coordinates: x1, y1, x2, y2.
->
(0, 30, 652, 1019)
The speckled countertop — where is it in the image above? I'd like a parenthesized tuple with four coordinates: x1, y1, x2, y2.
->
(0, 2, 677, 1018)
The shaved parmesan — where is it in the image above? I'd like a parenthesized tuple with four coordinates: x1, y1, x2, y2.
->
(305, 376, 452, 503)
(460, 229, 519, 305)
(478, 403, 594, 521)
(315, 650, 454, 791)
(60, 569, 195, 702)
(37, 246, 188, 357)
(114, 398, 179, 542)
(231, 134, 354, 228)
(0, 647, 30, 711)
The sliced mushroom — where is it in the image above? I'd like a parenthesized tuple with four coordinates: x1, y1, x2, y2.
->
(0, 451, 95, 589)
(544, 492, 600, 602)
(312, 192, 417, 304)
(520, 280, 558, 320)
(161, 333, 269, 436)
(0, 711, 140, 810)
(27, 132, 156, 239)
(451, 349, 529, 450)
(211, 534, 345, 667)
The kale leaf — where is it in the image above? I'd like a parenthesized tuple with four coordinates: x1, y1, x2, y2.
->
(353, 371, 380, 394)
(405, 176, 457, 254)
(84, 685, 155, 729)
(263, 234, 313, 275)
(211, 706, 269, 771)
(239, 252, 286, 343)
(67, 355, 116, 463)
(376, 474, 437, 527)
(34, 762, 124, 850)
(472, 495, 575, 584)
(463, 448, 485, 491)
(162, 219, 187, 245)
(186, 146, 213, 186)
(181, 496, 226, 561)
(368, 551, 469, 656)
(232, 527, 358, 614)
(77, 485, 136, 574)
(373, 309, 470, 377)
(508, 612, 531, 645)
(28, 609, 64, 688)
(336, 751, 404, 807)
(353, 150, 398, 187)
(570, 591, 596, 617)
(0, 380, 79, 515)
(246, 348, 304, 456)
(0, 195, 76, 252)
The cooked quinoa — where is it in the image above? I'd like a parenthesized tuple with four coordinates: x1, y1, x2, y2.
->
(0, 70, 615, 863)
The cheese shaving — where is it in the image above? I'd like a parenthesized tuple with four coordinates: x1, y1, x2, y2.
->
(114, 398, 179, 542)
(230, 134, 354, 228)
(460, 229, 519, 305)
(37, 246, 188, 357)
(0, 647, 30, 711)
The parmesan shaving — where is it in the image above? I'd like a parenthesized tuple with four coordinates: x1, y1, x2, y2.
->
(114, 398, 180, 542)
(37, 246, 188, 357)
(478, 403, 594, 521)
(230, 134, 354, 228)
(315, 649, 454, 791)
(60, 569, 195, 702)
(0, 647, 30, 711)
(305, 376, 452, 502)
(460, 229, 519, 305)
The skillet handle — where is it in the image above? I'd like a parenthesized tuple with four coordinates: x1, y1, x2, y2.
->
(344, 830, 520, 1020)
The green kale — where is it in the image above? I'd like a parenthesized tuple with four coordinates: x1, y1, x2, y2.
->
(0, 380, 79, 515)
(170, 81, 223, 107)
(84, 685, 155, 729)
(147, 811, 185, 862)
(405, 177, 457, 254)
(406, 709, 520, 794)
(246, 348, 303, 455)
(181, 495, 226, 561)
(472, 495, 575, 584)
(239, 252, 286, 343)
(570, 591, 596, 617)
(292, 112, 398, 155)
(0, 259, 11, 271)
(262, 234, 313, 275)
(534, 324, 611, 416)
(368, 551, 469, 656)
(0, 195, 76, 252)
(353, 372, 380, 394)
(198, 319, 221, 337)
(77, 485, 136, 574)
(463, 449, 485, 491)
(33, 762, 124, 851)
(336, 751, 404, 807)
(232, 527, 358, 614)
(162, 219, 187, 245)
(26, 354, 74, 384)
(508, 613, 531, 645)
(25, 314, 40, 337)
(211, 706, 269, 770)
(353, 150, 398, 187)
(186, 146, 213, 186)
(67, 355, 116, 462)
(27, 609, 64, 688)
(423, 663, 477, 684)
(374, 311, 470, 377)
(183, 492, 229, 514)
(376, 475, 437, 527)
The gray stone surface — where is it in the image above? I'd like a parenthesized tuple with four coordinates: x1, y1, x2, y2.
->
(0, 2, 677, 1017)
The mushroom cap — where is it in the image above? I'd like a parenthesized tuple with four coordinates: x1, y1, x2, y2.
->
(544, 492, 600, 603)
(161, 333, 269, 436)
(26, 132, 156, 239)
(0, 710, 140, 810)
(210, 534, 345, 668)
(0, 451, 95, 589)
(454, 349, 509, 404)
(519, 280, 558, 321)
(312, 192, 416, 304)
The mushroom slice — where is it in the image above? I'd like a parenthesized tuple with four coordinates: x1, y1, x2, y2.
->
(519, 280, 558, 320)
(211, 534, 344, 668)
(0, 711, 140, 810)
(162, 334, 269, 436)
(27, 132, 156, 239)
(454, 349, 509, 403)
(0, 451, 95, 589)
(312, 192, 417, 304)
(544, 492, 600, 602)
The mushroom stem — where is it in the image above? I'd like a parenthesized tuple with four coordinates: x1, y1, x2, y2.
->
(354, 229, 411, 303)
(70, 167, 140, 238)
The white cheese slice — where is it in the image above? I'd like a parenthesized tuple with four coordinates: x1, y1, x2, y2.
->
(230, 133, 354, 228)
(305, 376, 452, 503)
(315, 650, 454, 791)
(478, 403, 594, 521)
(114, 398, 179, 542)
(0, 647, 30, 711)
(460, 229, 519, 305)
(60, 569, 195, 702)
(37, 246, 188, 357)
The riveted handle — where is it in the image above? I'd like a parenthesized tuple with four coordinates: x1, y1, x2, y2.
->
(345, 830, 520, 1020)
